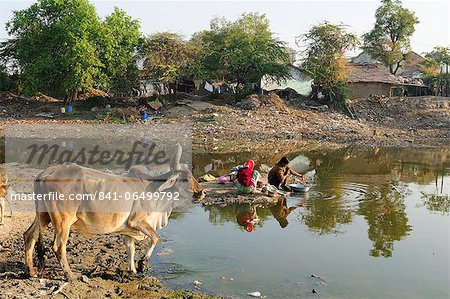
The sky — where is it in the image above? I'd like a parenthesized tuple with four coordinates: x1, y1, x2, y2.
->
(0, 0, 449, 58)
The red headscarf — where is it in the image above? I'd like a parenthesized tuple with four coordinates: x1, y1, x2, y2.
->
(237, 160, 255, 187)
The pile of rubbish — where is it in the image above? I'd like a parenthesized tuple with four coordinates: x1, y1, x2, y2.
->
(237, 93, 287, 111)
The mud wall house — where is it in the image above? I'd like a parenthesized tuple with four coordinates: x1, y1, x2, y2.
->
(346, 63, 403, 98)
(346, 63, 428, 99)
(351, 50, 425, 78)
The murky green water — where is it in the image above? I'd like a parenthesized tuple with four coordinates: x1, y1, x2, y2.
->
(150, 146, 449, 298)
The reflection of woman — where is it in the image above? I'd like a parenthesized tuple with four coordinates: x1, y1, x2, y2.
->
(235, 204, 258, 232)
(268, 197, 297, 228)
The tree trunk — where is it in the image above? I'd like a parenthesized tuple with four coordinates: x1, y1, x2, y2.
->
(64, 90, 78, 105)
(173, 81, 178, 101)
(393, 63, 400, 75)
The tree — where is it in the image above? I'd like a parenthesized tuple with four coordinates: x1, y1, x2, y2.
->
(141, 32, 196, 95)
(0, 39, 20, 91)
(363, 0, 419, 75)
(3, 1, 143, 102)
(100, 7, 142, 93)
(424, 47, 450, 65)
(420, 47, 450, 95)
(6, 0, 103, 104)
(299, 22, 359, 108)
(192, 13, 291, 94)
(0, 66, 19, 91)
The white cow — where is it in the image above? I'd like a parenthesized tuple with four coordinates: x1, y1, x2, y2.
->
(24, 144, 204, 281)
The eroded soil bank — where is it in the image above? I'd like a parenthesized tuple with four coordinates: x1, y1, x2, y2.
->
(0, 93, 448, 152)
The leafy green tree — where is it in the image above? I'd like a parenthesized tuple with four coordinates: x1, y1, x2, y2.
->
(3, 1, 143, 102)
(363, 0, 419, 74)
(424, 46, 450, 65)
(100, 7, 142, 93)
(192, 13, 291, 94)
(0, 66, 19, 91)
(6, 0, 103, 104)
(0, 40, 19, 91)
(141, 32, 196, 95)
(299, 22, 359, 108)
(419, 47, 450, 95)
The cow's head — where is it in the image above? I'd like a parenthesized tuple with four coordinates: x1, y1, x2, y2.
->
(157, 144, 205, 201)
(130, 144, 205, 201)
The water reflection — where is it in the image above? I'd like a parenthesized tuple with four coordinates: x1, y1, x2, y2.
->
(204, 203, 271, 230)
(194, 146, 449, 257)
(300, 195, 353, 235)
(268, 197, 298, 228)
(421, 193, 450, 215)
(358, 183, 412, 258)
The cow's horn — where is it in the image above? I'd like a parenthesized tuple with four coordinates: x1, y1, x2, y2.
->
(170, 144, 182, 171)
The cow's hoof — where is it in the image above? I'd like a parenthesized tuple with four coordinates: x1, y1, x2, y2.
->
(65, 273, 76, 282)
(27, 268, 38, 278)
(137, 259, 147, 273)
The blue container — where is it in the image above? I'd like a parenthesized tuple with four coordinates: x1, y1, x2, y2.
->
(141, 111, 148, 121)
(66, 105, 73, 113)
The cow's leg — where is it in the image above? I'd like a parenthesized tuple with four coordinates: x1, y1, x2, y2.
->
(52, 217, 75, 281)
(24, 214, 40, 277)
(37, 212, 50, 274)
(6, 195, 12, 217)
(0, 197, 4, 225)
(24, 212, 50, 277)
(124, 236, 137, 274)
(135, 223, 159, 273)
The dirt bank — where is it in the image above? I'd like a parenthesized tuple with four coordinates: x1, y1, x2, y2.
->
(0, 92, 448, 153)
(189, 94, 449, 151)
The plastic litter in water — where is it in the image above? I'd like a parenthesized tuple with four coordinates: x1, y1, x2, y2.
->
(156, 247, 174, 256)
(193, 280, 202, 286)
(247, 291, 262, 297)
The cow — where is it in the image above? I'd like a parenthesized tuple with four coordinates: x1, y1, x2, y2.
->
(0, 173, 13, 225)
(24, 144, 204, 281)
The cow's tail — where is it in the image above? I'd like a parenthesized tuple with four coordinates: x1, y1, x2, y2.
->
(34, 176, 46, 273)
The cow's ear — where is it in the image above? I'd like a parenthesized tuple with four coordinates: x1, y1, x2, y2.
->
(158, 173, 180, 192)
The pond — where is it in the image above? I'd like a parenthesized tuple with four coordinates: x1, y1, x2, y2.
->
(151, 146, 449, 299)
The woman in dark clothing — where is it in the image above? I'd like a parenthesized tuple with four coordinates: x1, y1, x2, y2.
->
(268, 157, 306, 190)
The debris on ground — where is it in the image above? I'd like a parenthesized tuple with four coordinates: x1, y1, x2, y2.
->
(198, 174, 217, 182)
(0, 91, 448, 148)
(199, 182, 280, 206)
